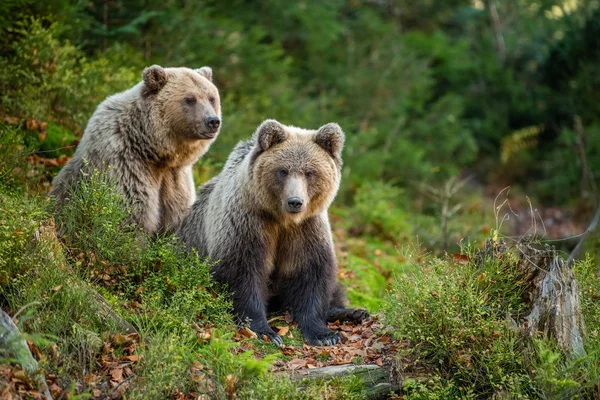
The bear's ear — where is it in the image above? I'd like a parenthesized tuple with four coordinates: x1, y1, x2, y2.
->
(255, 119, 288, 151)
(315, 123, 345, 161)
(142, 65, 168, 92)
(195, 66, 213, 82)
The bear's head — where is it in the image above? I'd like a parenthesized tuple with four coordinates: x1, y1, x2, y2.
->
(142, 65, 221, 142)
(249, 119, 345, 223)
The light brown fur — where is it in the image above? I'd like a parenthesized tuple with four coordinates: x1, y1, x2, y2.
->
(51, 65, 222, 234)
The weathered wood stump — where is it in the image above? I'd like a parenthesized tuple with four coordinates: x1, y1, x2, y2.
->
(480, 238, 587, 357)
(0, 309, 53, 399)
(516, 240, 586, 357)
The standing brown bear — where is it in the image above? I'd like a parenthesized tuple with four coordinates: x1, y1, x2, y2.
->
(50, 65, 221, 234)
(177, 119, 369, 346)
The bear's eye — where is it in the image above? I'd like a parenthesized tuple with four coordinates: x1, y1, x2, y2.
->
(184, 97, 197, 105)
(209, 96, 216, 106)
(278, 169, 288, 178)
(305, 170, 315, 178)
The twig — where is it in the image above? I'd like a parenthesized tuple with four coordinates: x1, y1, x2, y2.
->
(567, 202, 600, 266)
(488, 0, 506, 64)
(11, 301, 42, 323)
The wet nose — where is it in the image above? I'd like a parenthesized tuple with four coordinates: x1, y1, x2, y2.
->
(205, 116, 220, 131)
(287, 197, 303, 210)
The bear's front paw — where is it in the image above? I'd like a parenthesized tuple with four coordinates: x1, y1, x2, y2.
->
(305, 331, 342, 346)
(327, 307, 371, 323)
(352, 309, 371, 323)
(256, 328, 283, 347)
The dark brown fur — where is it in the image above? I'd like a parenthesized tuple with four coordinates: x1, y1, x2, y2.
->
(178, 120, 369, 346)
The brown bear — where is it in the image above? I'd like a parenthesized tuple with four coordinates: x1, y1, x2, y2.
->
(177, 119, 369, 346)
(50, 65, 221, 234)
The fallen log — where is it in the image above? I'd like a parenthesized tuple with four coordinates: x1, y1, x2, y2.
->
(0, 309, 53, 399)
(284, 363, 406, 400)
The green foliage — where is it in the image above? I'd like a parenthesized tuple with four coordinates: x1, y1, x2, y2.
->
(351, 181, 412, 240)
(58, 167, 139, 262)
(127, 330, 197, 399)
(134, 238, 232, 331)
(402, 376, 469, 400)
(3, 1, 600, 398)
(0, 18, 139, 128)
(0, 191, 122, 375)
(196, 329, 279, 398)
(0, 124, 36, 190)
(383, 241, 532, 397)
(55, 167, 232, 329)
(532, 340, 583, 399)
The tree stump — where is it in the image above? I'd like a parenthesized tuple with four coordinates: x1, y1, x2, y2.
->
(516, 241, 586, 357)
(481, 238, 587, 358)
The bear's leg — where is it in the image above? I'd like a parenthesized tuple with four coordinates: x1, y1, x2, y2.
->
(228, 276, 282, 346)
(212, 242, 283, 346)
(275, 235, 342, 346)
(327, 283, 371, 323)
(281, 269, 341, 346)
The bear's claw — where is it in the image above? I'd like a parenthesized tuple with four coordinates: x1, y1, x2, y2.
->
(306, 331, 342, 346)
(257, 330, 283, 347)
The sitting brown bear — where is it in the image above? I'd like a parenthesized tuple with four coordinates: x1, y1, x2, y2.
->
(178, 119, 369, 346)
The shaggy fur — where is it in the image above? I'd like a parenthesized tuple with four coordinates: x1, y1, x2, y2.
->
(177, 119, 369, 346)
(50, 65, 221, 234)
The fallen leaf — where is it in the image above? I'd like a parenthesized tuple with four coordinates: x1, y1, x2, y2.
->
(277, 326, 289, 336)
(3, 116, 19, 124)
(239, 328, 257, 339)
(49, 383, 62, 397)
(123, 354, 139, 362)
(287, 358, 308, 370)
(225, 373, 236, 397)
(110, 368, 123, 382)
(453, 253, 470, 264)
(26, 339, 43, 361)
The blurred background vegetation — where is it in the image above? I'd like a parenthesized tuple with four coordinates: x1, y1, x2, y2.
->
(2, 0, 599, 251)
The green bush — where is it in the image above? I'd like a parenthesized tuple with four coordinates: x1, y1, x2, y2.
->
(0, 18, 139, 128)
(0, 191, 122, 376)
(383, 241, 532, 397)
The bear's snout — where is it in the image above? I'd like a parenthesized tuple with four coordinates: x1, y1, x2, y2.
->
(205, 116, 221, 132)
(286, 197, 304, 213)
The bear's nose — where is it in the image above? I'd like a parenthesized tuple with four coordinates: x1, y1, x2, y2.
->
(287, 197, 303, 211)
(205, 116, 220, 131)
